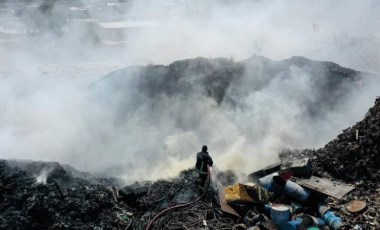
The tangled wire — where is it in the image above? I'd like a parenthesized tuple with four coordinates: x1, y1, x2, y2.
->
(153, 200, 234, 230)
(125, 169, 235, 230)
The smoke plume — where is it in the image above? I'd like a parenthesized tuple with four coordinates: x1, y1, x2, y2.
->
(1, 0, 379, 183)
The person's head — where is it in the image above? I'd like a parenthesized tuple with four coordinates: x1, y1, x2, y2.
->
(202, 145, 208, 152)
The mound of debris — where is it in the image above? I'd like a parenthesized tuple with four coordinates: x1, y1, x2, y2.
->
(279, 97, 380, 229)
(0, 159, 239, 229)
(92, 56, 371, 119)
(1, 153, 379, 230)
(1, 57, 379, 229)
(0, 160, 128, 229)
(311, 97, 380, 183)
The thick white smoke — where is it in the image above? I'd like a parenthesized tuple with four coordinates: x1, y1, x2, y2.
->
(1, 0, 380, 183)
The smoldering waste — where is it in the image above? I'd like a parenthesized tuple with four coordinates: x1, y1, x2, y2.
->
(1, 56, 379, 229)
(1, 98, 379, 229)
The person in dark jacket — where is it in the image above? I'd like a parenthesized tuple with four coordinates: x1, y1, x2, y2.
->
(195, 145, 213, 188)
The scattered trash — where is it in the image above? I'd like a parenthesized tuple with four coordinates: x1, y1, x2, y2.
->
(317, 202, 344, 230)
(353, 224, 364, 229)
(119, 183, 149, 200)
(322, 210, 344, 230)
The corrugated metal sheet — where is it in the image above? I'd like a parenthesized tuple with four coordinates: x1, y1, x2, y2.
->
(217, 184, 240, 217)
(248, 163, 282, 181)
(297, 176, 355, 199)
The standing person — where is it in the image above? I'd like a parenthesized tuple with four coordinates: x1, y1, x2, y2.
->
(195, 145, 213, 189)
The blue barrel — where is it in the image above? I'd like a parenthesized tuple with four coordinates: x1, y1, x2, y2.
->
(258, 172, 278, 189)
(323, 211, 344, 230)
(271, 204, 290, 225)
(283, 180, 310, 201)
(279, 218, 303, 230)
(258, 173, 285, 195)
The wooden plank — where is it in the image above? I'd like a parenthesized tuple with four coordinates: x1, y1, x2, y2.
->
(297, 176, 355, 199)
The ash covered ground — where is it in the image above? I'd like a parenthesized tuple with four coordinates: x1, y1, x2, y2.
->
(1, 56, 379, 229)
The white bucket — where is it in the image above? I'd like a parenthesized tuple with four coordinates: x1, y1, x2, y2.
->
(271, 204, 290, 225)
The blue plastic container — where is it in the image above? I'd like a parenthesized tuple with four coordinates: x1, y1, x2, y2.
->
(258, 173, 285, 195)
(323, 211, 344, 230)
(283, 180, 310, 201)
(258, 172, 278, 189)
(279, 218, 303, 230)
(271, 204, 290, 225)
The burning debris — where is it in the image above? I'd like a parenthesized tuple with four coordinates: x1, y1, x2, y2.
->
(0, 58, 379, 229)
(0, 156, 377, 230)
(0, 160, 129, 229)
(2, 103, 380, 229)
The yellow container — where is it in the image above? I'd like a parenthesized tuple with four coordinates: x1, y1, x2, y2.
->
(225, 183, 254, 203)
(225, 183, 271, 204)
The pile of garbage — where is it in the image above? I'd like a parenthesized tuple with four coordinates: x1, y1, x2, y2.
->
(93, 56, 369, 121)
(1, 156, 378, 229)
(0, 159, 238, 229)
(279, 97, 380, 229)
(0, 160, 129, 229)
(313, 96, 380, 183)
